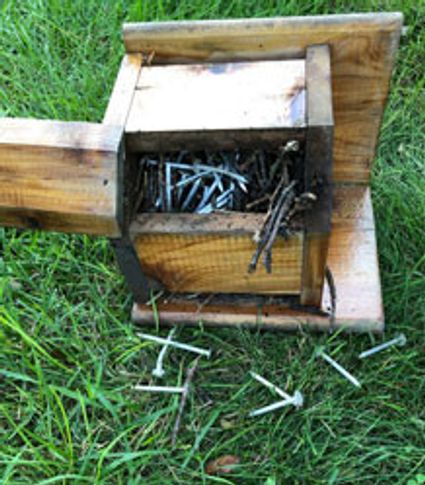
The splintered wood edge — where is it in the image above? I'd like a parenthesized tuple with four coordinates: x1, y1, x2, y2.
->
(122, 13, 403, 183)
(132, 185, 384, 333)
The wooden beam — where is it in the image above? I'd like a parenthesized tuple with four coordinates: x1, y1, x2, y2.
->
(0, 118, 122, 236)
(132, 185, 383, 333)
(122, 13, 402, 183)
(301, 45, 333, 306)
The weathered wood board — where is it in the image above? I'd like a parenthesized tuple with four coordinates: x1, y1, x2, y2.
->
(126, 59, 306, 151)
(130, 214, 303, 294)
(123, 13, 403, 183)
(103, 53, 143, 127)
(126, 59, 305, 133)
(301, 44, 333, 306)
(0, 118, 122, 236)
(132, 185, 383, 332)
(103, 53, 144, 230)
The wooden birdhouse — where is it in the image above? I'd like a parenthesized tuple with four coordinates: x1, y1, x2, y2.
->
(0, 13, 403, 332)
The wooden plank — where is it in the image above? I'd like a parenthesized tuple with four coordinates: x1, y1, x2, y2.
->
(132, 185, 384, 332)
(130, 213, 303, 295)
(301, 45, 333, 306)
(123, 13, 402, 183)
(103, 54, 144, 231)
(126, 60, 305, 133)
(103, 53, 143, 127)
(323, 185, 382, 328)
(102, 55, 155, 288)
(0, 118, 122, 236)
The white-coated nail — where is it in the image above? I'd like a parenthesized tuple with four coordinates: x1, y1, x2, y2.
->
(249, 391, 304, 417)
(249, 371, 291, 400)
(137, 333, 211, 358)
(289, 390, 304, 408)
(359, 333, 407, 359)
(320, 351, 361, 388)
(133, 385, 185, 393)
(250, 399, 292, 417)
(152, 328, 176, 378)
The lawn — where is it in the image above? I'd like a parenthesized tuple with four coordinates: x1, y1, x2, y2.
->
(0, 1, 424, 483)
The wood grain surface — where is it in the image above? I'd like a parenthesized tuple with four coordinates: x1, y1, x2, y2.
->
(103, 53, 143, 127)
(131, 214, 303, 294)
(123, 13, 402, 183)
(0, 118, 122, 236)
(132, 185, 383, 332)
(127, 59, 305, 133)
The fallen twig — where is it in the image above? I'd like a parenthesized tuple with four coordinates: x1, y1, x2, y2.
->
(171, 357, 200, 446)
(248, 180, 296, 273)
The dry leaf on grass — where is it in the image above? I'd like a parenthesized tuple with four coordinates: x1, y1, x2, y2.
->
(205, 455, 240, 475)
(219, 418, 236, 430)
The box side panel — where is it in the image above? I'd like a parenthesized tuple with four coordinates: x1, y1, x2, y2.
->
(132, 232, 303, 294)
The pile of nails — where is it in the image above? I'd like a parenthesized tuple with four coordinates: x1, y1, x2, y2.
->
(135, 142, 317, 273)
(135, 142, 304, 215)
(136, 152, 247, 214)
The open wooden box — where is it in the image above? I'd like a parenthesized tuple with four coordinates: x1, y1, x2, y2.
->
(0, 13, 403, 332)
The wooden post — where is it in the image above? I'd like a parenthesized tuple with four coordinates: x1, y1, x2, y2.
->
(300, 45, 334, 306)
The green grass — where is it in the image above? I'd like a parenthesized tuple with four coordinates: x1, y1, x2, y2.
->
(1, 0, 424, 483)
